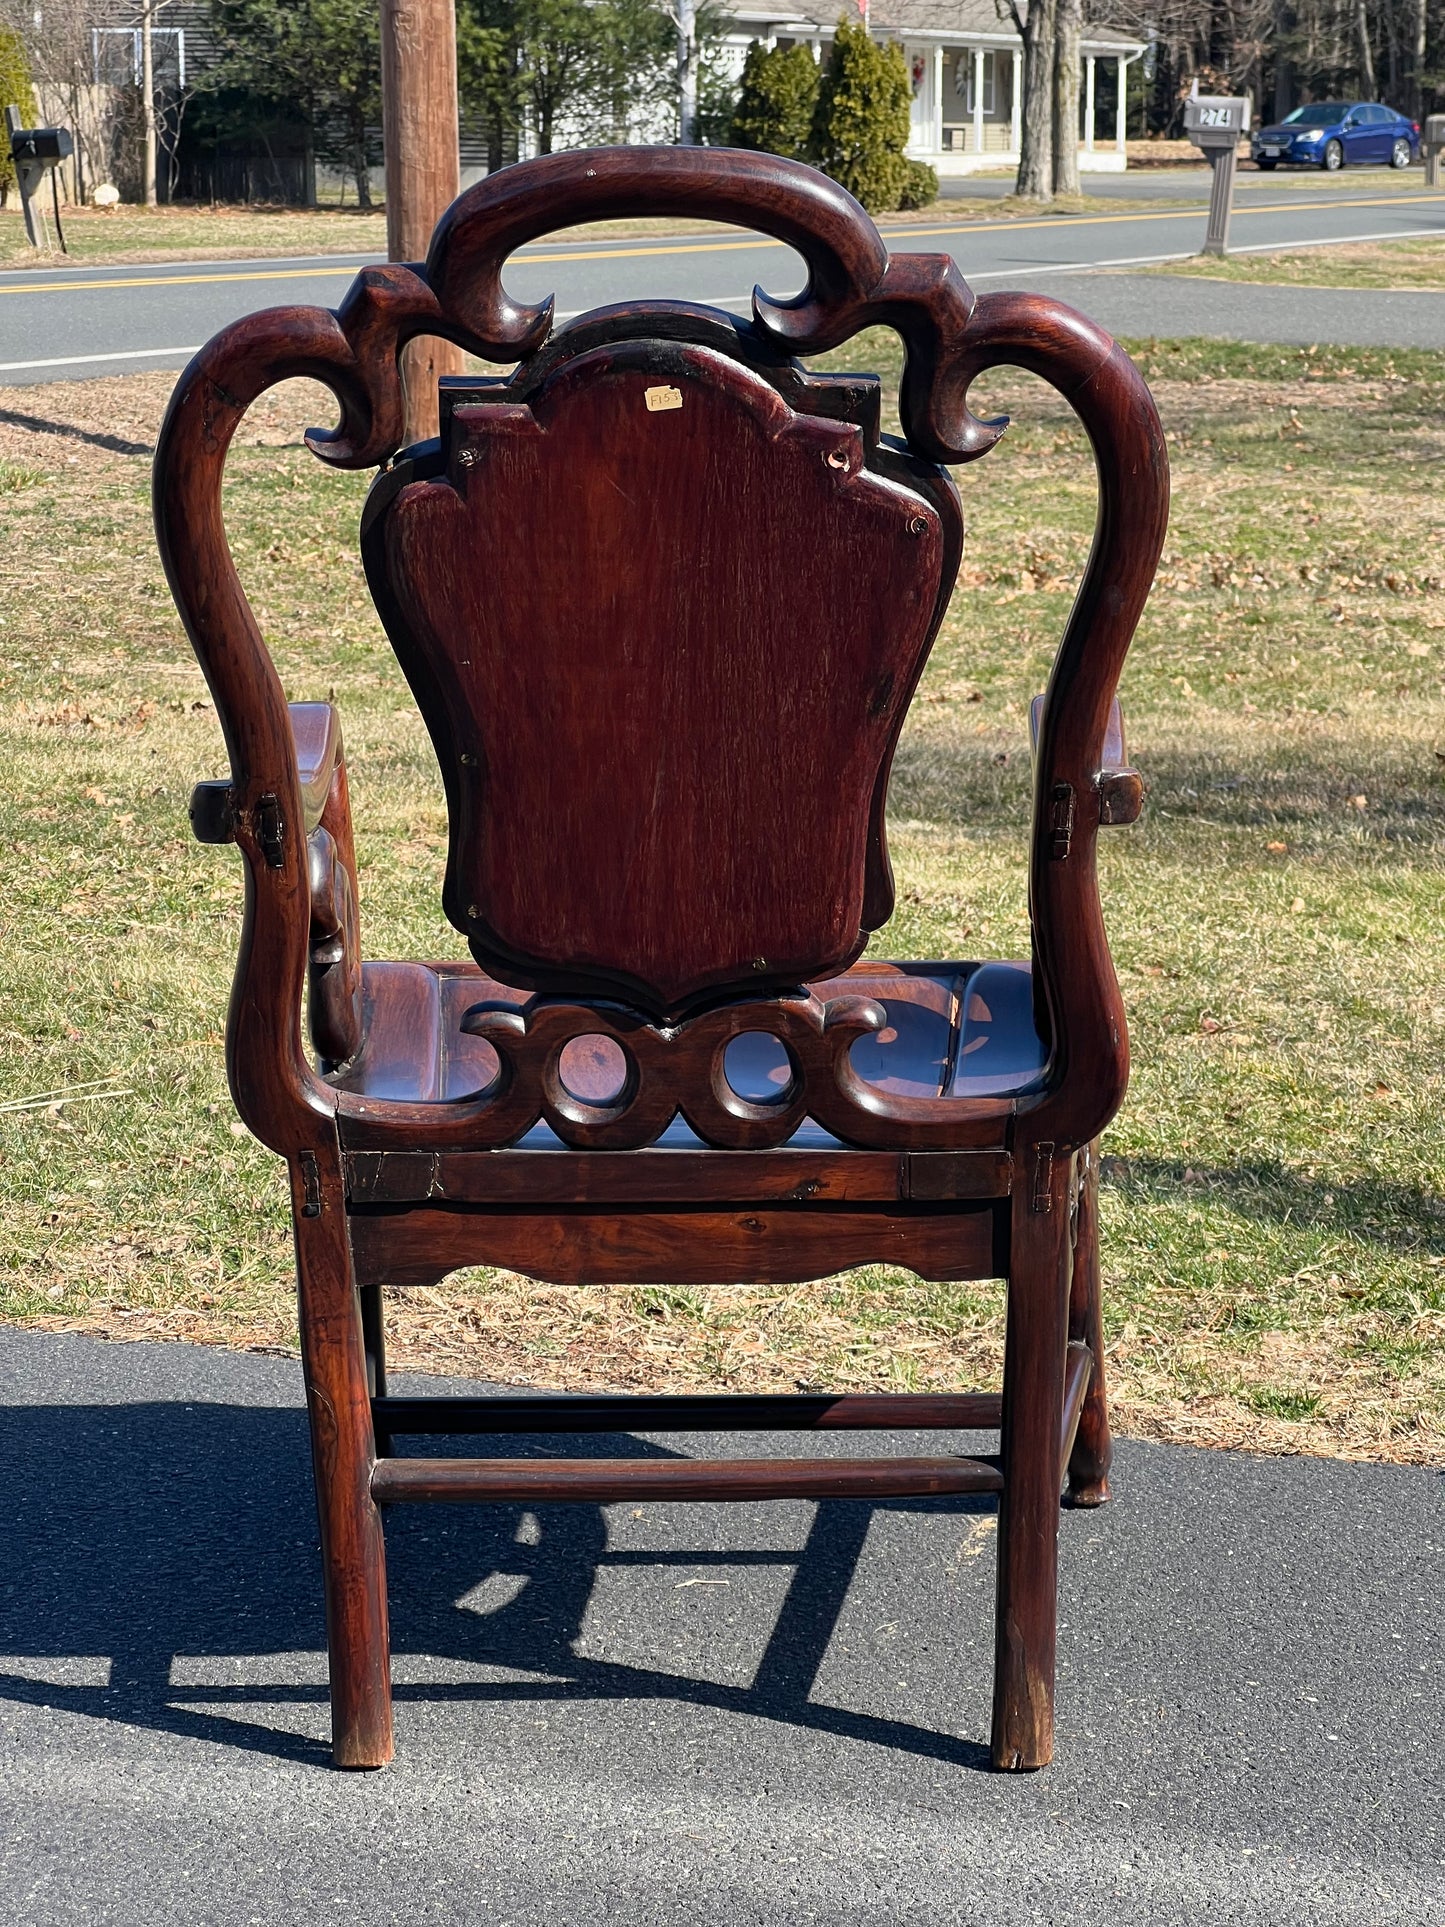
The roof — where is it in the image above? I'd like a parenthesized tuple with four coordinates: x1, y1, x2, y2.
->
(719, 0, 1144, 54)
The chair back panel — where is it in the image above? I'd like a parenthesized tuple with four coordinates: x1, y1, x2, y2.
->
(366, 335, 955, 1018)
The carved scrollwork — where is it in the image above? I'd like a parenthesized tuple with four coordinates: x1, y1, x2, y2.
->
(417, 993, 1002, 1153)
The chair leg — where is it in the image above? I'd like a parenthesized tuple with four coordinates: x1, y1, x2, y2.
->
(991, 1148, 1073, 1771)
(292, 1150, 394, 1769)
(1066, 1138, 1113, 1507)
(359, 1279, 392, 1459)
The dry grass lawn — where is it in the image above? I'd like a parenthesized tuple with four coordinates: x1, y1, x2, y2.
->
(1155, 232, 1445, 289)
(0, 329, 1442, 1468)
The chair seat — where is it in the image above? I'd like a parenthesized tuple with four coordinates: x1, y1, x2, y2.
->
(328, 958, 1048, 1147)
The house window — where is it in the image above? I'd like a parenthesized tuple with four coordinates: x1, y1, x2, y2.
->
(955, 51, 995, 115)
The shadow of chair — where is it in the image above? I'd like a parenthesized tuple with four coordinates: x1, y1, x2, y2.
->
(0, 1393, 994, 1771)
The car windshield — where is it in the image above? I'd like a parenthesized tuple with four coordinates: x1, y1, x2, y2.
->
(1281, 104, 1348, 125)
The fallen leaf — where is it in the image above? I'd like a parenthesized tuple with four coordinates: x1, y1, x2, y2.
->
(1266, 840, 1287, 854)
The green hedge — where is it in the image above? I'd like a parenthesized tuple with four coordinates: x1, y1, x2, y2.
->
(729, 42, 819, 163)
(897, 157, 939, 209)
(809, 19, 911, 213)
(0, 32, 37, 204)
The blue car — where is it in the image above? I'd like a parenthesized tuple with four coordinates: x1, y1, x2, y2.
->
(1250, 101, 1420, 171)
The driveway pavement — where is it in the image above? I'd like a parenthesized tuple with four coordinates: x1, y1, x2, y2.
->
(0, 1326, 1439, 1924)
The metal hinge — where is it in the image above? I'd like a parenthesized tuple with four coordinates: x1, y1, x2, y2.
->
(255, 792, 286, 869)
(1031, 1141, 1055, 1213)
(1049, 783, 1075, 860)
(299, 1150, 322, 1217)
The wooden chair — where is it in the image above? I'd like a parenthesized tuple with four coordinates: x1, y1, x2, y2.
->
(153, 147, 1168, 1772)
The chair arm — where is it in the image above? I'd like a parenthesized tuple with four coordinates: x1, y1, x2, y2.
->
(1028, 694, 1143, 827)
(190, 701, 364, 1064)
(307, 815, 364, 1065)
(189, 701, 342, 849)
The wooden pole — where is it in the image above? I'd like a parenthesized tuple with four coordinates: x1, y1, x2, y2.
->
(381, 0, 465, 445)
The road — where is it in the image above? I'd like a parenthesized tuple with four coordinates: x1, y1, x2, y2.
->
(0, 1326, 1439, 1925)
(0, 173, 1441, 386)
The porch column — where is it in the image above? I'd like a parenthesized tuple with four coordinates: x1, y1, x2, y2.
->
(933, 45, 944, 155)
(1010, 48, 1022, 153)
(1116, 55, 1129, 153)
(973, 46, 985, 155)
(1084, 54, 1096, 153)
(810, 35, 821, 62)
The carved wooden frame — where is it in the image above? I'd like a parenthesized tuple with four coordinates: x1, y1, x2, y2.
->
(154, 144, 1170, 1779)
(154, 144, 1169, 1172)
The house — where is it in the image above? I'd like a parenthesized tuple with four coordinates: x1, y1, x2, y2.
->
(715, 0, 1147, 174)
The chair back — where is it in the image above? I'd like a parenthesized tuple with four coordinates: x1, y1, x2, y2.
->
(363, 324, 959, 1019)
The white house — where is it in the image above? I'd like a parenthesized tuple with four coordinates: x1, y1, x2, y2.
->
(715, 0, 1147, 175)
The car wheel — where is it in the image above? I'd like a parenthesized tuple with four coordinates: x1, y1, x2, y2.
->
(1323, 139, 1344, 171)
(1391, 138, 1411, 169)
(1257, 157, 1277, 170)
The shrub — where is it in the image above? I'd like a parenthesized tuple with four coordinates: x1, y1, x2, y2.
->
(0, 32, 37, 206)
(808, 18, 911, 212)
(729, 41, 820, 161)
(897, 156, 938, 209)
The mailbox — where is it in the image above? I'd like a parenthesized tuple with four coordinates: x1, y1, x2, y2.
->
(8, 125, 73, 167)
(1425, 114, 1445, 188)
(3, 107, 72, 253)
(1184, 92, 1251, 256)
(1183, 95, 1251, 148)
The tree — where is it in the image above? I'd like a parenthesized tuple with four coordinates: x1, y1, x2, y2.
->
(1053, 0, 1081, 193)
(206, 0, 382, 204)
(0, 28, 36, 204)
(809, 16, 911, 211)
(1108, 0, 1445, 132)
(2, 0, 122, 201)
(457, 0, 676, 158)
(730, 41, 820, 160)
(457, 0, 516, 172)
(1007, 0, 1057, 199)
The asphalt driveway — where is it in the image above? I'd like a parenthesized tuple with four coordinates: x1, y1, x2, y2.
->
(0, 1327, 1439, 1924)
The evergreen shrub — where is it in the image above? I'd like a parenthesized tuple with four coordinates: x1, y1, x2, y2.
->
(729, 41, 819, 161)
(808, 18, 911, 212)
(0, 32, 37, 204)
(897, 157, 938, 209)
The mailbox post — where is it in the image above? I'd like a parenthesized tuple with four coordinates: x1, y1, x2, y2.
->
(5, 107, 73, 254)
(1425, 116, 1445, 189)
(1183, 92, 1251, 257)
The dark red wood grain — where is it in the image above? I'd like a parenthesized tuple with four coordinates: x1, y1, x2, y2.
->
(372, 1453, 1004, 1505)
(372, 340, 951, 1017)
(347, 1201, 1000, 1291)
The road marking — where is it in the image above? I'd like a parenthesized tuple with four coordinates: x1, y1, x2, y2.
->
(0, 264, 362, 298)
(959, 224, 1445, 280)
(1225, 222, 1445, 253)
(869, 191, 1445, 248)
(3, 214, 1440, 371)
(0, 190, 1441, 298)
(0, 343, 201, 370)
(440, 192, 1445, 268)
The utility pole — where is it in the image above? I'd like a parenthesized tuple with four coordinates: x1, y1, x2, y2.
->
(141, 0, 158, 207)
(677, 0, 697, 145)
(381, 0, 465, 444)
